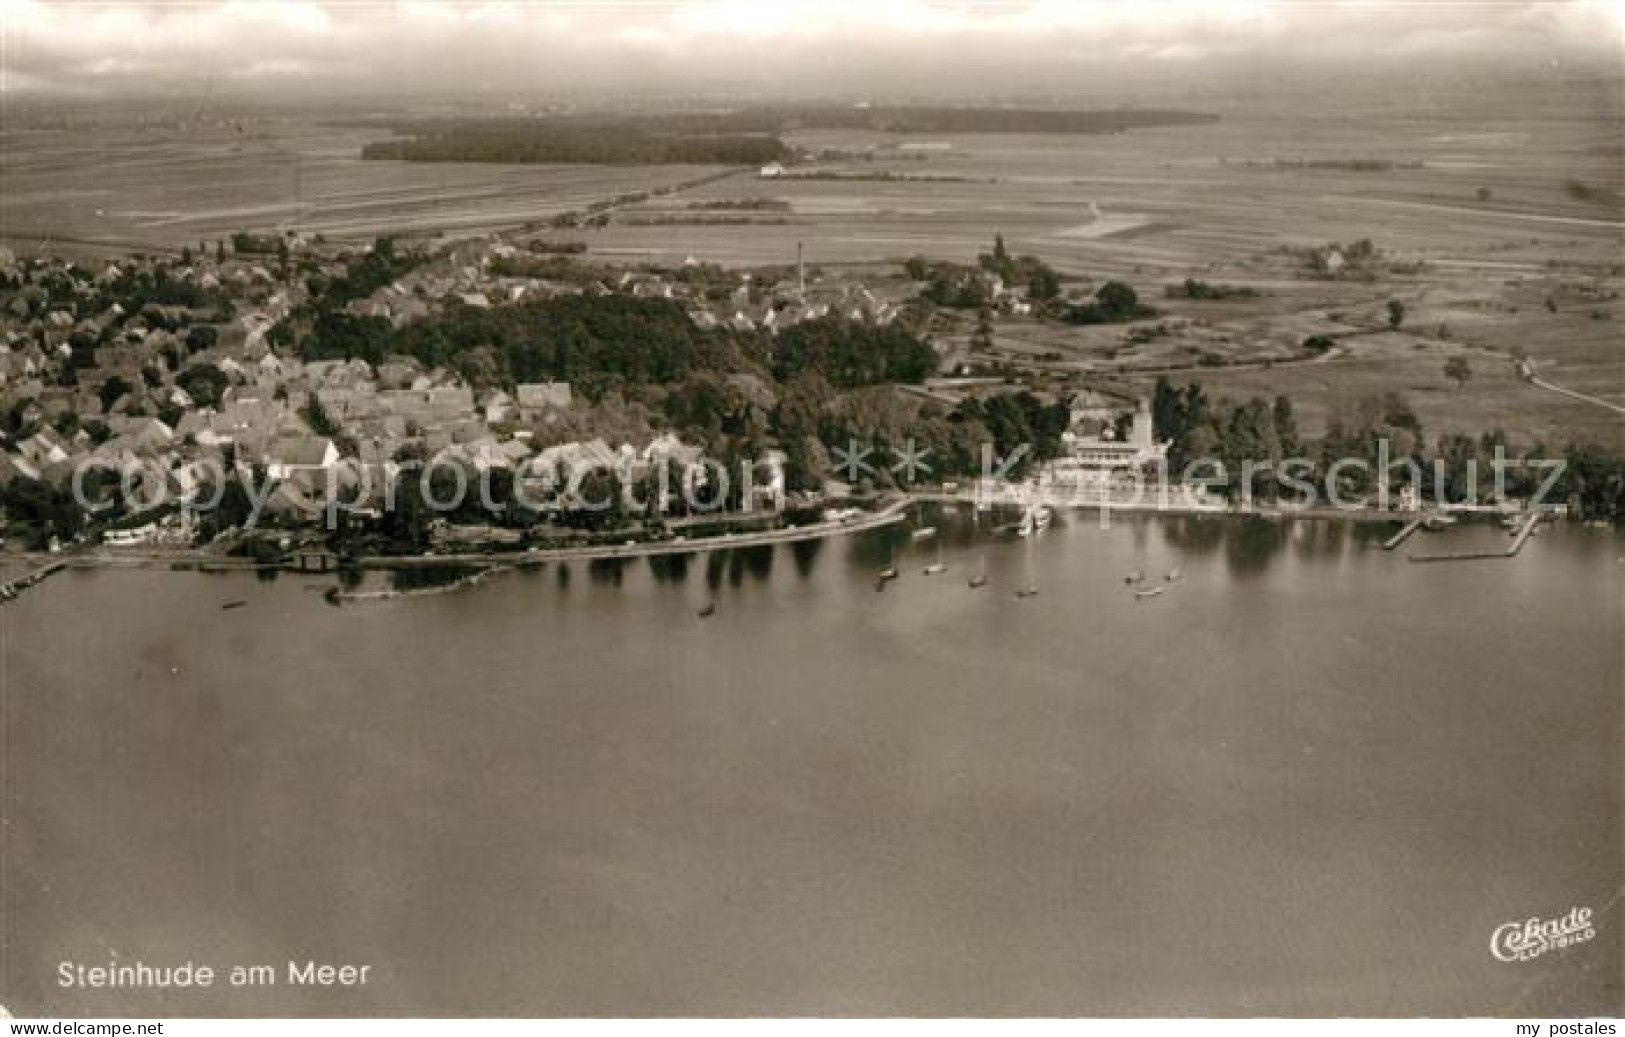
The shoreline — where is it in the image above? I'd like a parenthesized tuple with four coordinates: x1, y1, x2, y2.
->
(4, 496, 1588, 580)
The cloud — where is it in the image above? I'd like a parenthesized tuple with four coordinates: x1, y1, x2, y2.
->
(1, 0, 1619, 99)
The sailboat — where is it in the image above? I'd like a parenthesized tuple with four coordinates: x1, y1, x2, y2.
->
(877, 539, 899, 581)
(1016, 502, 1052, 537)
(967, 503, 989, 587)
(1014, 520, 1038, 598)
(876, 542, 899, 591)
(922, 533, 946, 575)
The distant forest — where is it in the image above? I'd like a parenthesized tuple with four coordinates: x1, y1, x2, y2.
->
(362, 126, 788, 166)
(358, 106, 1219, 166)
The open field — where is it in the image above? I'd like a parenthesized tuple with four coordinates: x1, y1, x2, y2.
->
(0, 118, 726, 255)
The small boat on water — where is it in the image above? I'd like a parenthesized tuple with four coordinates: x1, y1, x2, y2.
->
(1016, 504, 1053, 537)
(911, 526, 938, 541)
(221, 600, 247, 610)
(922, 563, 946, 575)
(1422, 514, 1458, 532)
(876, 537, 900, 583)
(968, 573, 988, 589)
(1135, 586, 1166, 599)
(1165, 567, 1183, 582)
(1014, 586, 1039, 599)
(1124, 569, 1145, 584)
(698, 602, 716, 618)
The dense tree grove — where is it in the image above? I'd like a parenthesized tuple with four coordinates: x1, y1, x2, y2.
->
(1149, 375, 1622, 515)
(1561, 443, 1625, 521)
(87, 268, 231, 317)
(300, 294, 761, 394)
(176, 363, 230, 408)
(952, 391, 1070, 469)
(318, 238, 427, 312)
(363, 125, 788, 166)
(295, 286, 945, 402)
(1064, 281, 1157, 325)
(906, 235, 1063, 310)
(977, 234, 1063, 301)
(769, 317, 938, 388)
(0, 477, 84, 548)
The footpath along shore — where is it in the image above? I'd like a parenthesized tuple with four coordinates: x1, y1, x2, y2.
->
(5, 491, 1553, 586)
(8, 497, 915, 576)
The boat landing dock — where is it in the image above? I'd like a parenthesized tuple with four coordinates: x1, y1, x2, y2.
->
(1382, 518, 1425, 551)
(0, 560, 67, 604)
(1408, 514, 1541, 563)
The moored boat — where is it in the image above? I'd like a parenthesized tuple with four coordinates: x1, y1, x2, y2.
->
(1017, 505, 1053, 537)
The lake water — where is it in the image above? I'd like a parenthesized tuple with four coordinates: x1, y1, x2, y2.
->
(3, 511, 1621, 1016)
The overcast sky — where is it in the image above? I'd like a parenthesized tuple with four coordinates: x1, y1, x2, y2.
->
(2, 1, 1621, 101)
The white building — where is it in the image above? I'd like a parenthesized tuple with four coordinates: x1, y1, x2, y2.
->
(1047, 398, 1169, 487)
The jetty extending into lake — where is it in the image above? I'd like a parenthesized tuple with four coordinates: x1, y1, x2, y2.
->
(1408, 513, 1542, 563)
(327, 566, 511, 605)
(0, 561, 66, 605)
(1382, 518, 1425, 551)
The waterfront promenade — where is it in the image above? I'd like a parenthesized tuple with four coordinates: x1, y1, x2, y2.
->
(6, 497, 915, 578)
(4, 490, 1550, 588)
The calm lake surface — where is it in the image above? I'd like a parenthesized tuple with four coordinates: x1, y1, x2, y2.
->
(4, 512, 1621, 1016)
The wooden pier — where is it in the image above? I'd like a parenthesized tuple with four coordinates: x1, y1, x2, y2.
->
(1408, 514, 1540, 563)
(1506, 512, 1541, 555)
(0, 561, 67, 604)
(1382, 518, 1424, 551)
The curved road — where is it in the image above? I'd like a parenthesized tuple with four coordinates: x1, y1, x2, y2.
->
(1526, 372, 1625, 416)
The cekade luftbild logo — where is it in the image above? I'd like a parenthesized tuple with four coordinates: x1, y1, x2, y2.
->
(1490, 906, 1596, 962)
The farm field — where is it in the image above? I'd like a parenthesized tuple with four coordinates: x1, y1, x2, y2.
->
(0, 118, 723, 256)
